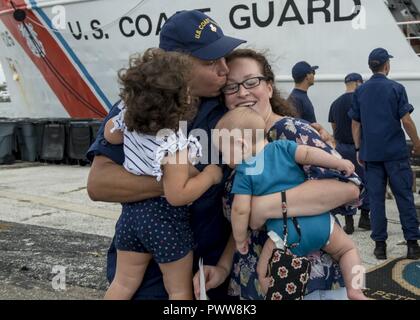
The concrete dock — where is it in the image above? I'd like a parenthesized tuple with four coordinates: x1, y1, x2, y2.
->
(0, 162, 419, 300)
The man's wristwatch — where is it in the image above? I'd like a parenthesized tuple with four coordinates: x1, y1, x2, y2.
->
(355, 147, 360, 152)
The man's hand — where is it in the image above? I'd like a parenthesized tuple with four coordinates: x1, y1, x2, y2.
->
(235, 239, 249, 255)
(192, 265, 229, 300)
(401, 114, 420, 157)
(412, 142, 420, 157)
(356, 151, 364, 167)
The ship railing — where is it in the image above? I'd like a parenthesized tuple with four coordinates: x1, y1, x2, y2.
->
(397, 20, 420, 56)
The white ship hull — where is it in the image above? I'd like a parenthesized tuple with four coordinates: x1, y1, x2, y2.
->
(0, 0, 419, 130)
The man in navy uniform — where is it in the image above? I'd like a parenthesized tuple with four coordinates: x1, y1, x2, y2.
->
(329, 73, 370, 234)
(288, 61, 318, 123)
(349, 48, 420, 260)
(86, 10, 246, 299)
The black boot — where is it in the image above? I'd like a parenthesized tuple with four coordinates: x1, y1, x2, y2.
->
(407, 240, 420, 260)
(374, 241, 387, 260)
(344, 215, 354, 235)
(358, 209, 371, 230)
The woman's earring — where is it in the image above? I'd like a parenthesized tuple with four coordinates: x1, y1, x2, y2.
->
(184, 86, 192, 105)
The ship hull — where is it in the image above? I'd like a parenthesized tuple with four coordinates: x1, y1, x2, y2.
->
(0, 0, 419, 130)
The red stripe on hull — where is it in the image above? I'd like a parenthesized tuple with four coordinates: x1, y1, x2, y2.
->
(0, 0, 108, 118)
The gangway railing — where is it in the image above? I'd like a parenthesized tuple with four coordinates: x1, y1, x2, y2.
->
(397, 20, 420, 56)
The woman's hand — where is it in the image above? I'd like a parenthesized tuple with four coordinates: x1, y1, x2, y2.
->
(336, 159, 355, 176)
(311, 123, 336, 148)
(203, 165, 223, 184)
(192, 265, 230, 300)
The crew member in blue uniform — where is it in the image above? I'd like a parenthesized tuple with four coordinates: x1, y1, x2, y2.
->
(349, 48, 420, 260)
(329, 73, 370, 234)
(288, 61, 318, 123)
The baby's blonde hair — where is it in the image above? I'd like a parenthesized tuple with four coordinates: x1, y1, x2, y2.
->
(214, 107, 266, 152)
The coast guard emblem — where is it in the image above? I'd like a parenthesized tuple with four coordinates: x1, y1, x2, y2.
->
(210, 24, 217, 32)
(18, 23, 46, 58)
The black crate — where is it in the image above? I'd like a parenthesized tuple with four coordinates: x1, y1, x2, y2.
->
(0, 120, 17, 164)
(33, 119, 49, 161)
(16, 119, 38, 162)
(40, 122, 66, 161)
(66, 121, 91, 161)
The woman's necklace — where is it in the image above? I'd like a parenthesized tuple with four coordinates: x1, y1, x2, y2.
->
(264, 109, 272, 125)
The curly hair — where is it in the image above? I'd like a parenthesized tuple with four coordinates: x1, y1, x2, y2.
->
(118, 48, 196, 135)
(225, 49, 298, 118)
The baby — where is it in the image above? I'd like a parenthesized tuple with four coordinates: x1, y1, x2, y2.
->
(214, 107, 367, 300)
